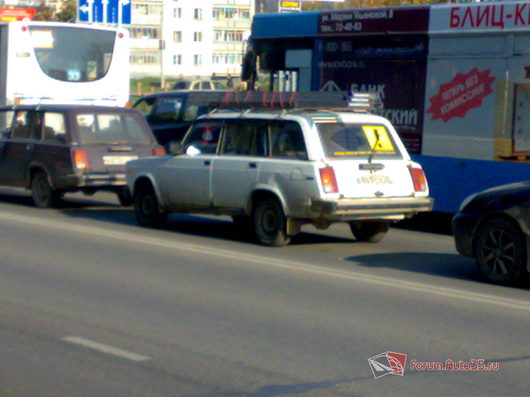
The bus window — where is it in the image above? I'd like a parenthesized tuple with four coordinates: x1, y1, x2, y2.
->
(30, 26, 115, 82)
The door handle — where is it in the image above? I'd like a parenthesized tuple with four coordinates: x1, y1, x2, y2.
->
(203, 160, 211, 166)
(248, 162, 257, 169)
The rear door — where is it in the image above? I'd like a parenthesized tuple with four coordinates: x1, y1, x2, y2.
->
(0, 109, 15, 182)
(211, 119, 267, 210)
(32, 111, 72, 186)
(316, 122, 415, 198)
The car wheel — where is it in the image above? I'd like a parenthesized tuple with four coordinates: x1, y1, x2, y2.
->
(117, 187, 133, 207)
(134, 185, 167, 228)
(253, 198, 290, 247)
(473, 217, 526, 284)
(350, 221, 390, 243)
(31, 171, 61, 208)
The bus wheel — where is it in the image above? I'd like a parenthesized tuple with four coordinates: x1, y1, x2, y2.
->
(350, 221, 390, 243)
(31, 170, 61, 208)
(253, 197, 290, 247)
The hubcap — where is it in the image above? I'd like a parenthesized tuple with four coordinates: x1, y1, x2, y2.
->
(481, 228, 515, 276)
(141, 195, 155, 215)
(261, 208, 277, 235)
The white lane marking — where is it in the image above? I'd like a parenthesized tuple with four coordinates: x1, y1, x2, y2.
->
(62, 336, 150, 362)
(1, 212, 530, 313)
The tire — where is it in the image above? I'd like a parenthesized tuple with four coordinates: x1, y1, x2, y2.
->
(117, 187, 133, 207)
(350, 221, 390, 243)
(31, 170, 61, 208)
(133, 185, 167, 228)
(473, 217, 526, 284)
(253, 197, 290, 247)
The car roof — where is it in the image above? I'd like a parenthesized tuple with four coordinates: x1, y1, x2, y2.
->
(197, 109, 387, 124)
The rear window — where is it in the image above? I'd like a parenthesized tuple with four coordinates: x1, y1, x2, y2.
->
(317, 123, 402, 159)
(76, 113, 151, 144)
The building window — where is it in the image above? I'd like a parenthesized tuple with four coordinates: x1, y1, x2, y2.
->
(173, 8, 182, 18)
(193, 32, 202, 42)
(173, 31, 182, 43)
(194, 54, 202, 66)
(130, 51, 160, 65)
(129, 27, 161, 40)
(194, 8, 202, 20)
(173, 54, 182, 65)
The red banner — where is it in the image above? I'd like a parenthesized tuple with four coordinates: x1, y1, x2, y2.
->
(427, 68, 496, 123)
(0, 7, 36, 21)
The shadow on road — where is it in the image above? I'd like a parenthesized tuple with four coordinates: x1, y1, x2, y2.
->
(395, 212, 454, 235)
(346, 252, 480, 281)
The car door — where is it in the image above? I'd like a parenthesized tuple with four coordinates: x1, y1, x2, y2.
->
(156, 120, 222, 210)
(2, 109, 41, 186)
(0, 109, 15, 182)
(211, 120, 267, 210)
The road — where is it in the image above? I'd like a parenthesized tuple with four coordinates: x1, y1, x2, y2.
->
(0, 190, 528, 397)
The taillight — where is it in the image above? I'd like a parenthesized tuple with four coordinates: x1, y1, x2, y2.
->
(152, 147, 166, 156)
(409, 166, 427, 192)
(73, 149, 89, 170)
(319, 167, 338, 193)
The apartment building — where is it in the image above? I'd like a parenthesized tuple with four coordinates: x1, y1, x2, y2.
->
(129, 0, 254, 80)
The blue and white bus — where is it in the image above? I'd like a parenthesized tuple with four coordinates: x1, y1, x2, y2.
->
(245, 1, 530, 212)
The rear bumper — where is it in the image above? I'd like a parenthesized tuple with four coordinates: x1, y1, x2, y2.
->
(310, 196, 434, 220)
(60, 173, 127, 189)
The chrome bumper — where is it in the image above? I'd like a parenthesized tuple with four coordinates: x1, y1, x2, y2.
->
(310, 196, 434, 220)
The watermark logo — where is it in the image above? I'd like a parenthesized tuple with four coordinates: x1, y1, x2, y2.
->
(368, 351, 407, 379)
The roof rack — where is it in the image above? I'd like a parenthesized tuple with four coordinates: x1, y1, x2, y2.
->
(186, 91, 378, 113)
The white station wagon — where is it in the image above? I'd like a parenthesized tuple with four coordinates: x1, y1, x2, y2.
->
(126, 93, 433, 246)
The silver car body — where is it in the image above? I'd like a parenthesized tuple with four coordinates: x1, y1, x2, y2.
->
(126, 109, 433, 231)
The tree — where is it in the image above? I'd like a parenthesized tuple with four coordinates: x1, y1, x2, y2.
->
(33, 0, 56, 21)
(302, 0, 451, 11)
(56, 0, 77, 22)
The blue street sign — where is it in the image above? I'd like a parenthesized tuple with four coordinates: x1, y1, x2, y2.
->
(78, 0, 131, 24)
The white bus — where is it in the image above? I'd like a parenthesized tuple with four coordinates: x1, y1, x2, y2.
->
(0, 21, 129, 106)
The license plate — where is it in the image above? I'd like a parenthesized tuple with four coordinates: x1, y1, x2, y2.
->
(356, 174, 392, 185)
(103, 155, 138, 165)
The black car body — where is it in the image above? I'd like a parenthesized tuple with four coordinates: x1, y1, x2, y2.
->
(453, 182, 530, 284)
(0, 104, 164, 207)
(132, 91, 224, 147)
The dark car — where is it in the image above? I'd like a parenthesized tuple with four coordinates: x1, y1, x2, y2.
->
(0, 104, 165, 208)
(453, 182, 530, 284)
(132, 91, 225, 147)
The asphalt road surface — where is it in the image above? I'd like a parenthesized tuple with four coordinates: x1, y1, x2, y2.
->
(0, 190, 528, 397)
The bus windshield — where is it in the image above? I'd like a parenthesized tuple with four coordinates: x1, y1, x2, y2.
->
(29, 26, 115, 82)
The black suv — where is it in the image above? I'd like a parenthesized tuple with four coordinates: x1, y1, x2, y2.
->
(132, 91, 225, 147)
(0, 104, 165, 208)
